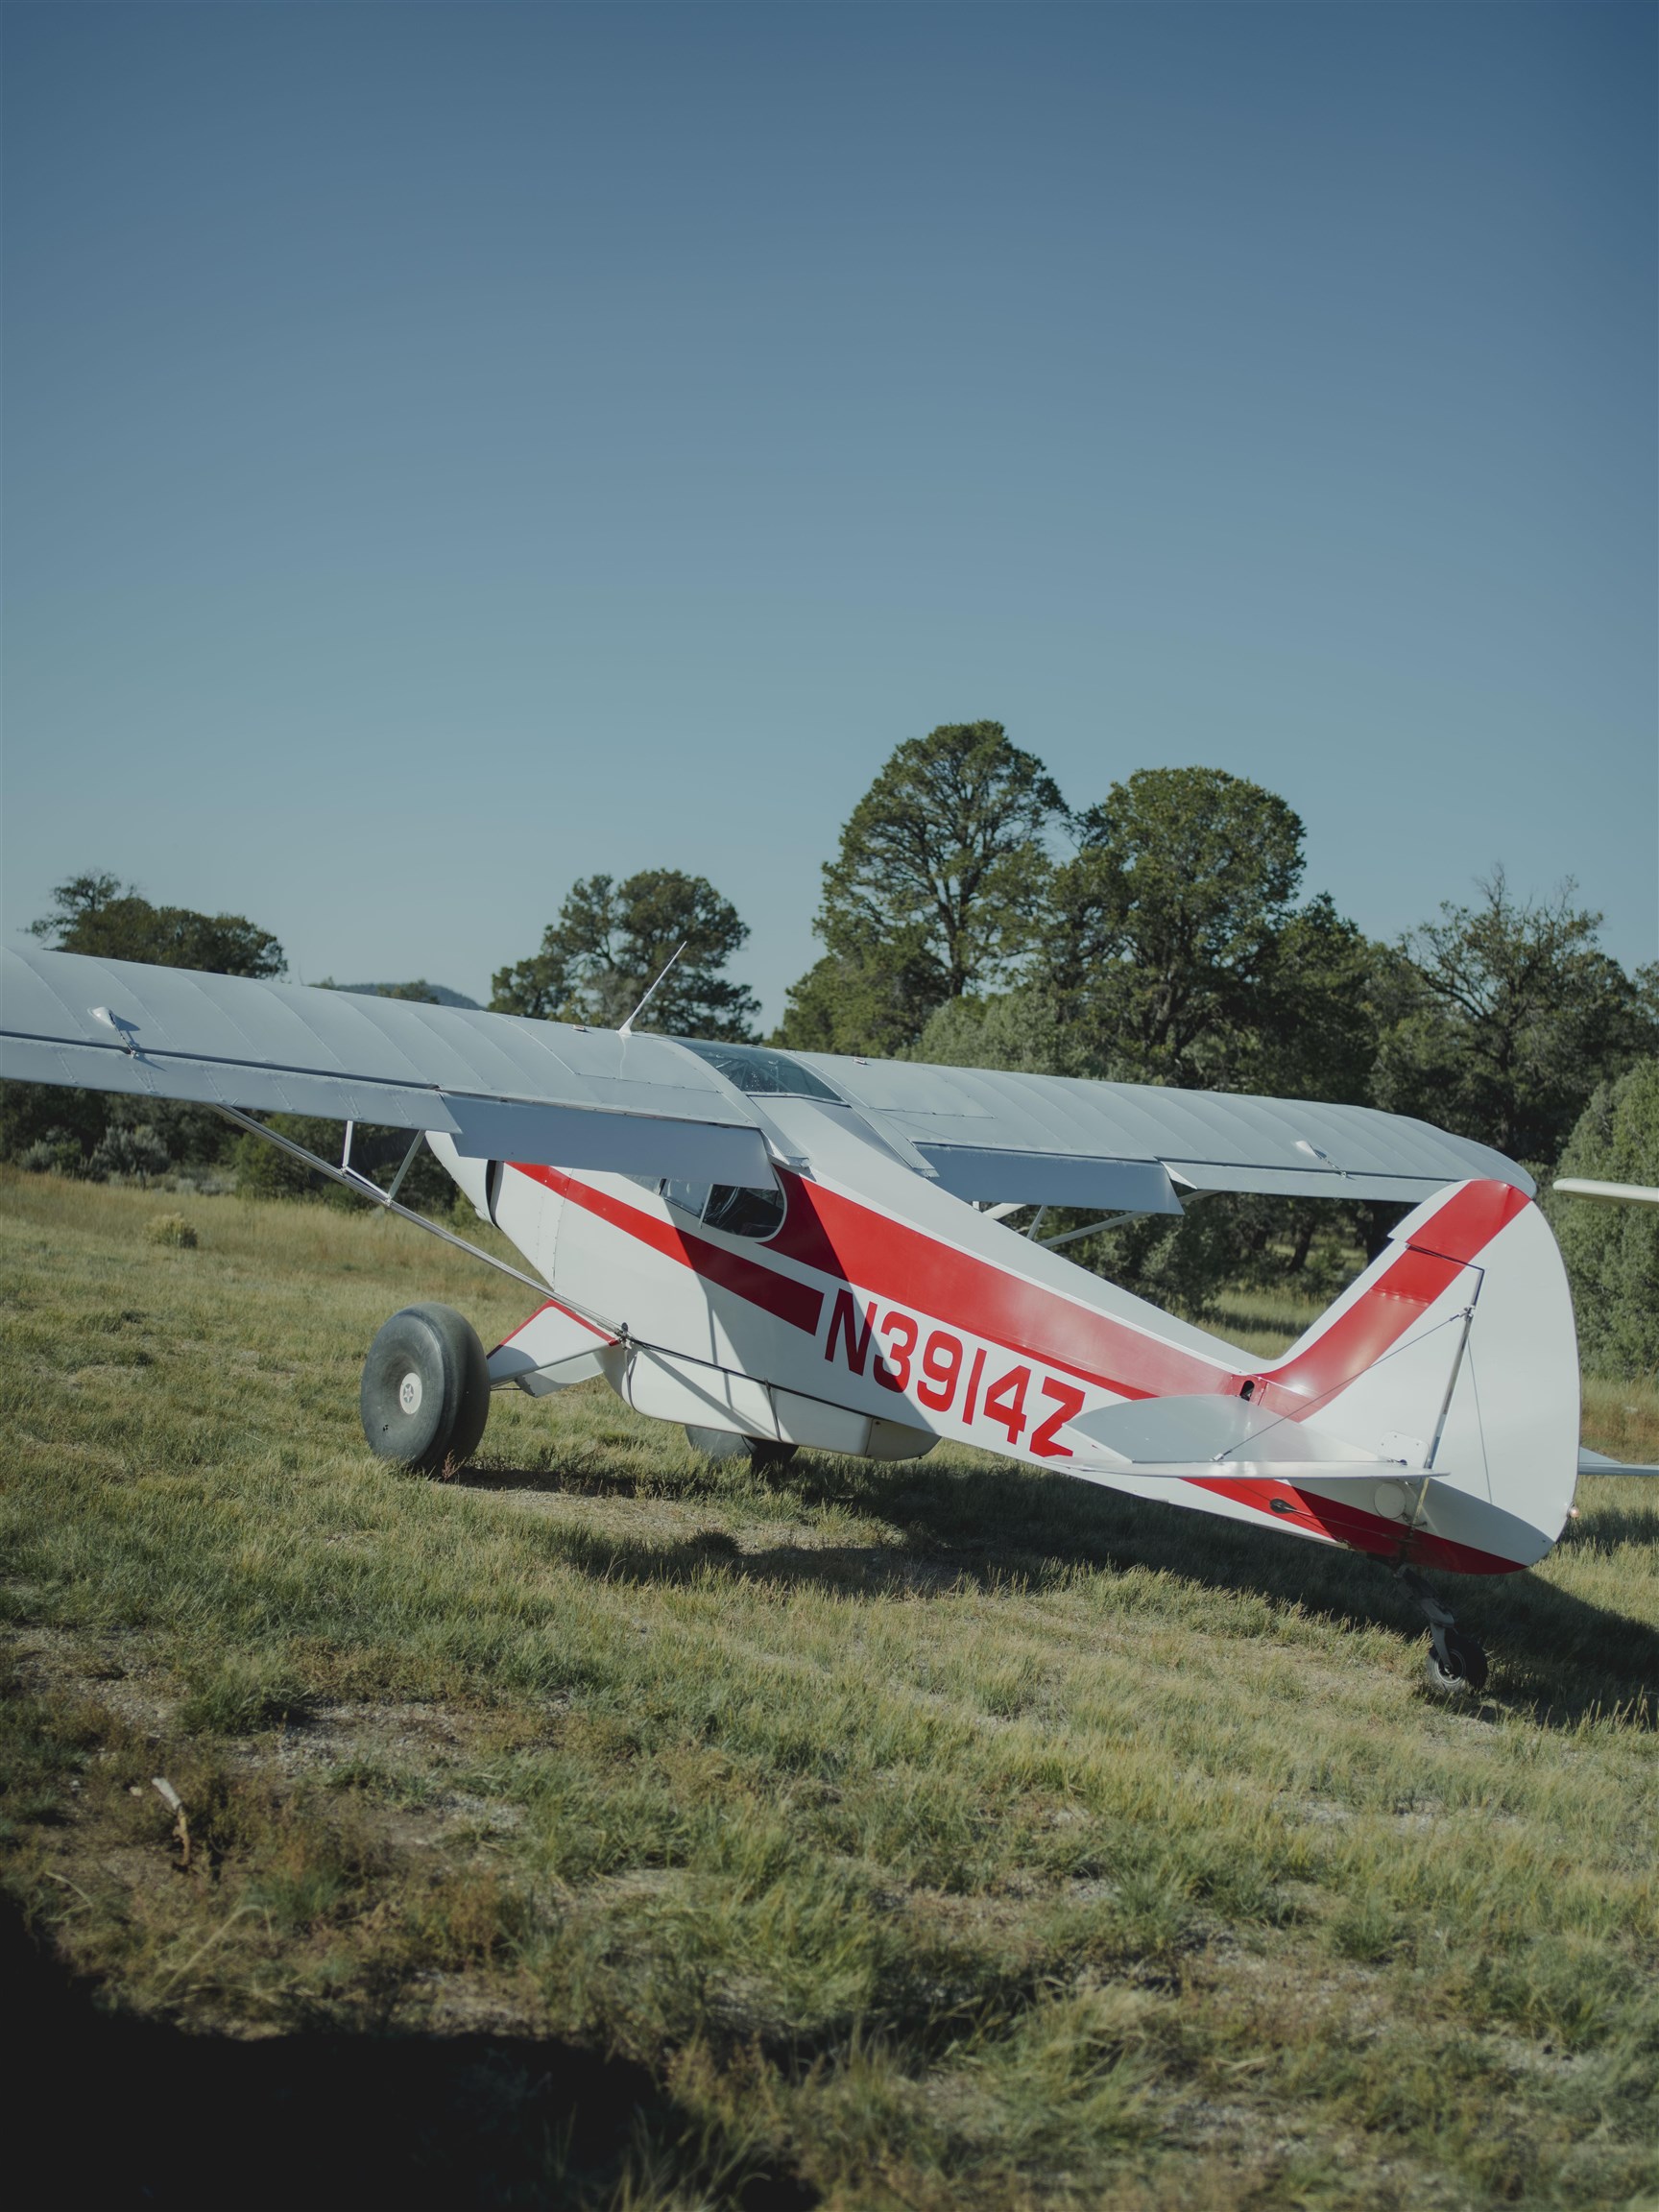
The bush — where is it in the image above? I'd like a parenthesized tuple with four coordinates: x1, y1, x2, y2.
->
(87, 1121, 171, 1183)
(147, 1214, 199, 1249)
(16, 1131, 83, 1175)
(1548, 1059, 1659, 1380)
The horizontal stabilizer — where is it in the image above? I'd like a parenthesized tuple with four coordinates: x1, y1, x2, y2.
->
(1578, 1446, 1659, 1478)
(1071, 1393, 1381, 1469)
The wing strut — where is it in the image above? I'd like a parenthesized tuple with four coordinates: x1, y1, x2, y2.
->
(217, 1106, 554, 1299)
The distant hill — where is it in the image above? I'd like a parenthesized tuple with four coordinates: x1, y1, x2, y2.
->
(324, 980, 483, 1010)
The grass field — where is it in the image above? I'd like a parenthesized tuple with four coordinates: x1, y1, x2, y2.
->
(2, 1169, 1655, 2211)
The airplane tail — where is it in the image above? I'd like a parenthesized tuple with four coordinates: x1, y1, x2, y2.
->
(1075, 1179, 1580, 1573)
(1248, 1179, 1579, 1567)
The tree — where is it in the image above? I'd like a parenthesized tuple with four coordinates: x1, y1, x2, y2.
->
(29, 872, 286, 977)
(775, 941, 945, 1059)
(492, 870, 759, 1041)
(1546, 1061, 1659, 1379)
(1041, 767, 1314, 1088)
(5, 874, 288, 1174)
(780, 723, 1066, 1055)
(922, 774, 1395, 1304)
(1372, 871, 1656, 1169)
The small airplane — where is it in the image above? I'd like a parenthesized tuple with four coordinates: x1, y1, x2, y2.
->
(3, 942, 1650, 1695)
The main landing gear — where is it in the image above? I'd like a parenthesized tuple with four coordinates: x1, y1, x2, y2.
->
(361, 1304, 491, 1474)
(1395, 1566, 1489, 1696)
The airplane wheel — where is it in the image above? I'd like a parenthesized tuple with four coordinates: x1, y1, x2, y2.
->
(361, 1304, 490, 1474)
(1423, 1628, 1488, 1696)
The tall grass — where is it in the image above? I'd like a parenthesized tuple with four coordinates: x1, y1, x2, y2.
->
(1, 1169, 1655, 2209)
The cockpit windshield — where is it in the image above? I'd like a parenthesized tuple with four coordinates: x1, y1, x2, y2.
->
(671, 1039, 843, 1103)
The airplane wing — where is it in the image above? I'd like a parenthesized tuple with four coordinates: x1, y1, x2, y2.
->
(2, 944, 1528, 1213)
(788, 1047, 1531, 1212)
(0, 945, 771, 1185)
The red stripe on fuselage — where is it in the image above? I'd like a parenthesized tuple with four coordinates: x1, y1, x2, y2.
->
(770, 1171, 1227, 1400)
(515, 1164, 825, 1336)
(508, 1160, 1534, 1574)
(1184, 1474, 1522, 1575)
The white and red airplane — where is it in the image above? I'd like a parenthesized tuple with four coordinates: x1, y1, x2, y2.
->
(2, 943, 1635, 1694)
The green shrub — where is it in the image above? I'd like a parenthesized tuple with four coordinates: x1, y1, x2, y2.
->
(1548, 1059, 1659, 1380)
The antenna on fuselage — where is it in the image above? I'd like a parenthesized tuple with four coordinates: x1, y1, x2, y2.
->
(618, 942, 687, 1038)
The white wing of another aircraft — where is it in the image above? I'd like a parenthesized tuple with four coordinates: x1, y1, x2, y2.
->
(1553, 1177, 1659, 1208)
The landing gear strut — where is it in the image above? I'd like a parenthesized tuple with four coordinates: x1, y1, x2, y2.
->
(1395, 1566, 1489, 1696)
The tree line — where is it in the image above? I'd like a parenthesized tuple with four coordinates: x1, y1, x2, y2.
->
(6, 725, 1656, 1369)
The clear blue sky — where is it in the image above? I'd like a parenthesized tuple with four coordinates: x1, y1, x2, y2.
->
(4, 2, 1654, 1023)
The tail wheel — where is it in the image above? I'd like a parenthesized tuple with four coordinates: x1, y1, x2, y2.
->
(361, 1304, 490, 1474)
(1423, 1627, 1489, 1697)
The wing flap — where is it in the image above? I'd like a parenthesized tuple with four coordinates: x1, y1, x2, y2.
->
(914, 1146, 1183, 1214)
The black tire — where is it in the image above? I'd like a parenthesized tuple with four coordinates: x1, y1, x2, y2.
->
(360, 1304, 491, 1474)
(1423, 1627, 1489, 1696)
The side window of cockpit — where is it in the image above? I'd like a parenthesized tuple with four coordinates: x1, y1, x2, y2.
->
(661, 1175, 785, 1240)
(702, 1182, 786, 1238)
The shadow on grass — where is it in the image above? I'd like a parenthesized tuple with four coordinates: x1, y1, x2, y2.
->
(3, 1897, 813, 2212)
(1561, 1500, 1659, 1552)
(474, 1448, 1659, 1728)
